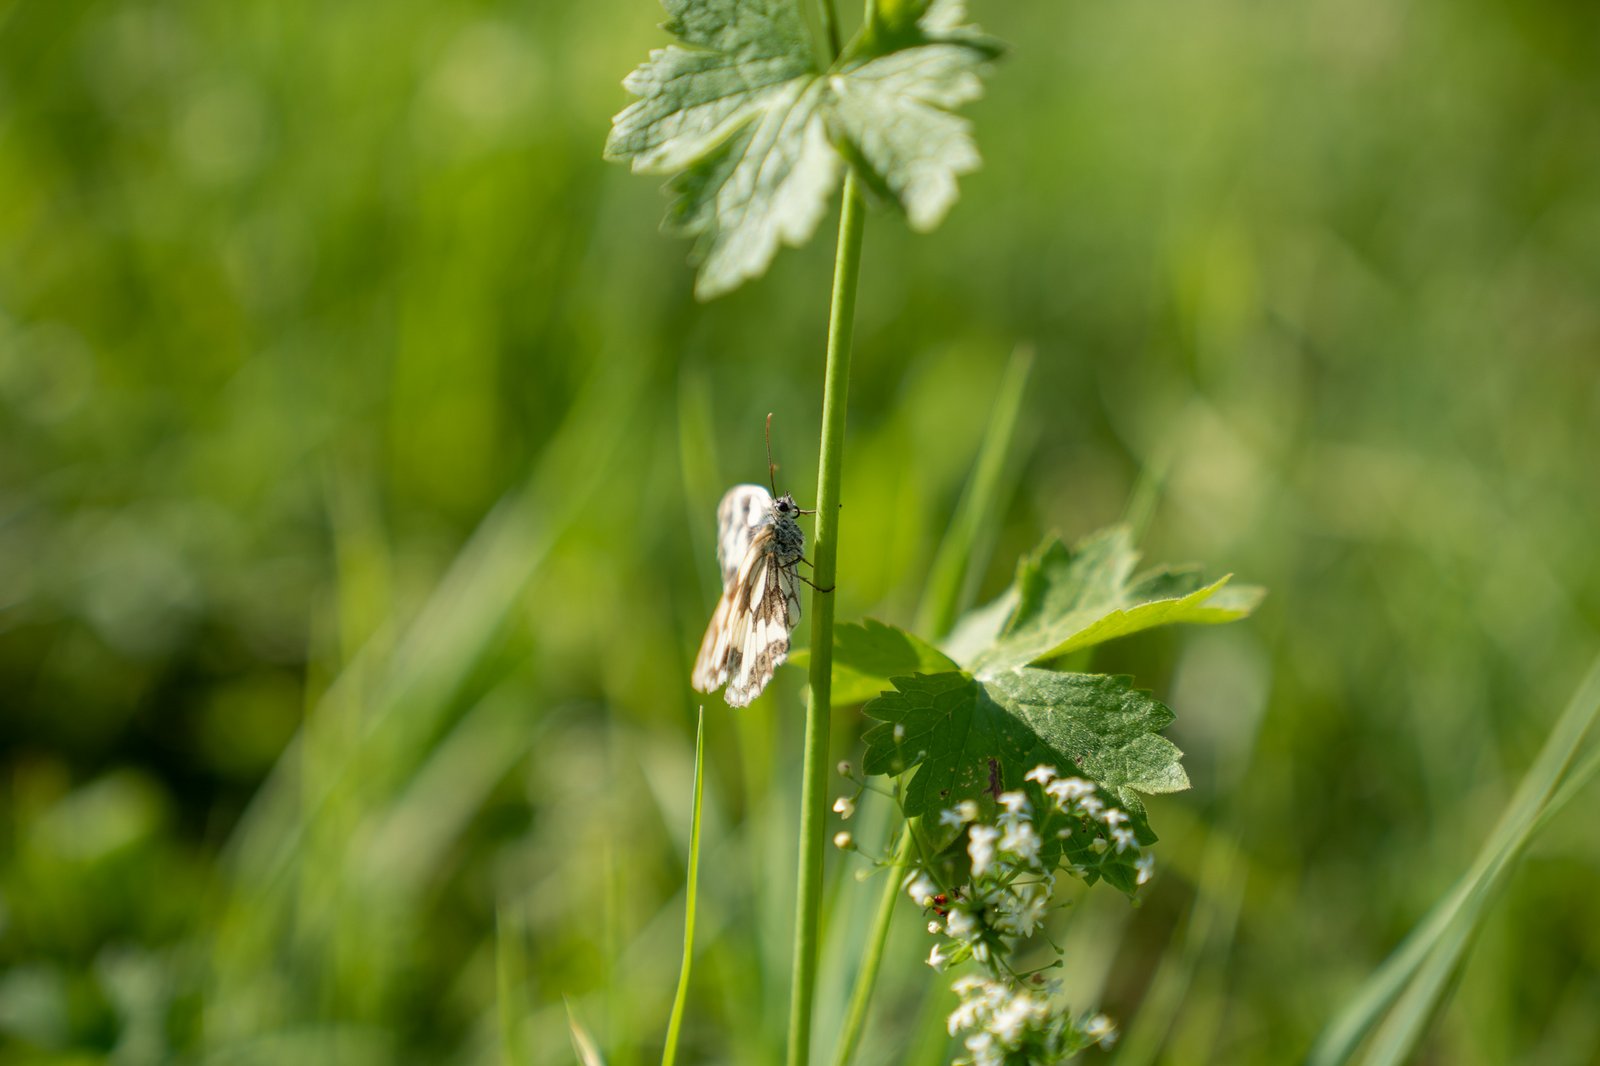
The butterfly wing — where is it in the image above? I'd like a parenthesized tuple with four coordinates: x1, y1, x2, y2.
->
(692, 522, 802, 707)
(714, 485, 773, 587)
(722, 550, 801, 707)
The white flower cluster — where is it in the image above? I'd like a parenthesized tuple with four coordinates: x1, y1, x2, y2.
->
(905, 765, 1151, 1064)
(944, 975, 1118, 1065)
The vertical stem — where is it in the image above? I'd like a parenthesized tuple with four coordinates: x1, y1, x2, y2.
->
(788, 173, 867, 1066)
(816, 0, 840, 58)
(830, 827, 912, 1066)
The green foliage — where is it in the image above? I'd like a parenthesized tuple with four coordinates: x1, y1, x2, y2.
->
(1310, 655, 1600, 1066)
(605, 0, 999, 297)
(975, 527, 1262, 675)
(862, 669, 1183, 830)
(791, 618, 959, 704)
(6, 0, 1600, 1062)
(842, 527, 1259, 834)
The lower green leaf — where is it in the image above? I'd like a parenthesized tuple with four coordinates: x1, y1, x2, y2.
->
(861, 669, 1186, 833)
(790, 619, 960, 705)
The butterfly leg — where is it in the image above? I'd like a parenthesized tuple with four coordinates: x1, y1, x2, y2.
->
(792, 559, 834, 593)
(796, 573, 835, 593)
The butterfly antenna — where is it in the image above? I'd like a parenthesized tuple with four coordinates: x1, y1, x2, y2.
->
(765, 412, 778, 496)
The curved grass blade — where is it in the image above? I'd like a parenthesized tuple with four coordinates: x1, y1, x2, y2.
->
(568, 997, 608, 1066)
(1308, 652, 1600, 1066)
(661, 708, 707, 1066)
(915, 343, 1034, 641)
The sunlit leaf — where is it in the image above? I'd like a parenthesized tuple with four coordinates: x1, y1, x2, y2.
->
(861, 669, 1184, 833)
(973, 527, 1263, 675)
(605, 0, 998, 297)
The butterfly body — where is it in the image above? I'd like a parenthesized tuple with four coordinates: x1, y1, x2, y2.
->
(693, 485, 808, 707)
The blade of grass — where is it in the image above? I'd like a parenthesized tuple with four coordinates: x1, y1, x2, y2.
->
(498, 901, 531, 1066)
(225, 359, 643, 887)
(1309, 652, 1600, 1066)
(662, 709, 707, 1066)
(829, 827, 912, 1066)
(569, 998, 608, 1066)
(914, 344, 1034, 641)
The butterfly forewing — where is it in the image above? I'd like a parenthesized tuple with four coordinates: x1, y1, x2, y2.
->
(715, 485, 772, 586)
(693, 484, 805, 707)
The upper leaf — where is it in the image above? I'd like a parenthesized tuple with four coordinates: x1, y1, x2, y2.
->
(827, 42, 987, 231)
(972, 526, 1265, 675)
(606, 0, 998, 298)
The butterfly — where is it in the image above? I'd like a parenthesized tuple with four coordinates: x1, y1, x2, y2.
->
(692, 417, 825, 707)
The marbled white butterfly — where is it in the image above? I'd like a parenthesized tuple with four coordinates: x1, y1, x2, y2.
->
(692, 417, 826, 706)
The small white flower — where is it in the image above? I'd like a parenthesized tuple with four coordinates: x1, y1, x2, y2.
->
(945, 907, 977, 939)
(1135, 852, 1155, 885)
(927, 919, 944, 934)
(927, 943, 949, 971)
(833, 831, 854, 850)
(837, 760, 852, 776)
(996, 790, 1031, 826)
(990, 993, 1036, 1046)
(947, 984, 987, 1034)
(995, 882, 1049, 937)
(1024, 764, 1058, 785)
(893, 723, 906, 741)
(968, 824, 1002, 876)
(832, 795, 856, 819)
(971, 940, 990, 963)
(905, 872, 939, 906)
(1084, 1012, 1118, 1049)
(1076, 794, 1105, 819)
(1102, 807, 1128, 828)
(1000, 821, 1042, 865)
(950, 975, 990, 997)
(939, 799, 979, 827)
(963, 1031, 1000, 1066)
(1046, 776, 1094, 806)
(1111, 826, 1136, 853)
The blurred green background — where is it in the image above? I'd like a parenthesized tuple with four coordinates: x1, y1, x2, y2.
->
(2, 0, 1598, 1062)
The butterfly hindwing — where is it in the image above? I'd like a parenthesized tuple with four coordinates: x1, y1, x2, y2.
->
(723, 552, 801, 707)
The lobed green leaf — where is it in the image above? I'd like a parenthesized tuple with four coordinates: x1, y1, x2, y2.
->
(861, 669, 1183, 833)
(605, 0, 999, 297)
(973, 527, 1263, 674)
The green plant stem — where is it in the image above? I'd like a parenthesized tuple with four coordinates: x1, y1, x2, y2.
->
(830, 826, 912, 1066)
(816, 0, 840, 58)
(788, 173, 867, 1066)
(662, 708, 706, 1066)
